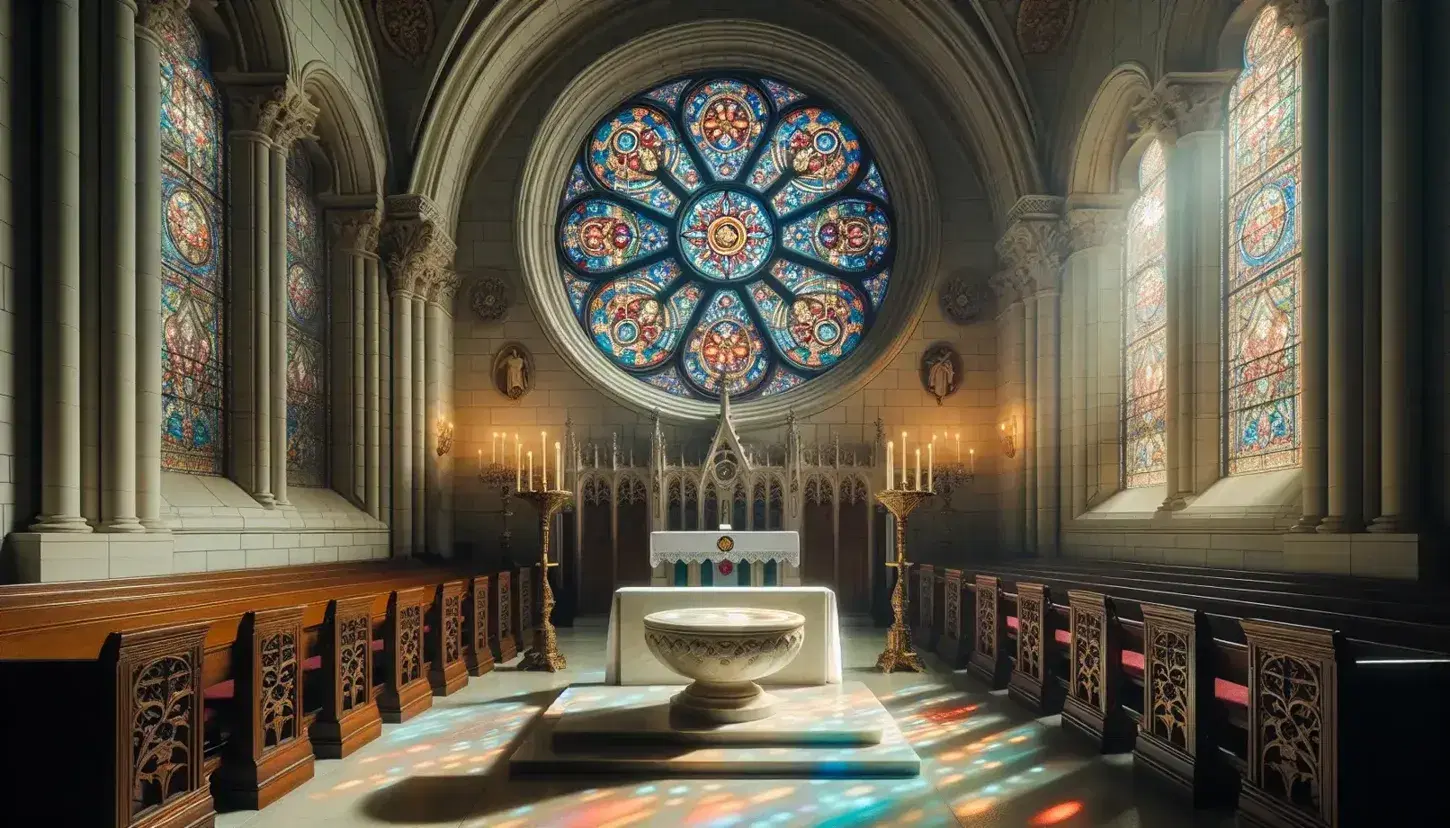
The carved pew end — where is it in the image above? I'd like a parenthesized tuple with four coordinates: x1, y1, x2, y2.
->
(466, 575, 496, 676)
(377, 589, 434, 724)
(427, 581, 470, 696)
(1007, 583, 1064, 715)
(934, 569, 970, 668)
(309, 596, 383, 760)
(490, 571, 518, 663)
(212, 607, 315, 811)
(912, 565, 939, 653)
(967, 575, 1011, 689)
(1061, 590, 1136, 753)
(1130, 604, 1237, 809)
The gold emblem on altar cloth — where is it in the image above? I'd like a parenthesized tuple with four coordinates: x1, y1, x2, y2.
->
(717, 535, 735, 553)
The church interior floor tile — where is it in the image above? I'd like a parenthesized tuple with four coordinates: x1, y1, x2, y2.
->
(217, 618, 1235, 827)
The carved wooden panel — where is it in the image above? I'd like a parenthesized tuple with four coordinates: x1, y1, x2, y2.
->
(1070, 594, 1107, 712)
(398, 603, 423, 685)
(258, 623, 299, 750)
(111, 623, 208, 825)
(1141, 603, 1194, 752)
(497, 571, 513, 641)
(472, 575, 490, 657)
(918, 565, 934, 630)
(517, 566, 534, 641)
(442, 584, 464, 667)
(1241, 619, 1341, 827)
(943, 569, 962, 640)
(333, 596, 373, 715)
(974, 575, 1000, 659)
(1016, 583, 1046, 682)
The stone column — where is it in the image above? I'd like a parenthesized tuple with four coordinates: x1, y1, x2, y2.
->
(365, 254, 382, 519)
(427, 272, 460, 556)
(352, 250, 366, 502)
(412, 292, 427, 553)
(1034, 287, 1061, 555)
(995, 196, 1065, 557)
(1282, 1, 1330, 532)
(990, 280, 1027, 554)
(1370, 0, 1421, 532)
(31, 0, 90, 532)
(1360, 1, 1382, 523)
(382, 195, 456, 556)
(99, 0, 143, 532)
(1320, 0, 1365, 534)
(390, 283, 414, 555)
(330, 210, 380, 506)
(1133, 73, 1234, 510)
(133, 0, 185, 530)
(264, 85, 317, 508)
(1064, 205, 1125, 518)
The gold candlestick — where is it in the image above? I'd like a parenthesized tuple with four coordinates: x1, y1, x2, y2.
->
(875, 489, 934, 673)
(516, 488, 573, 671)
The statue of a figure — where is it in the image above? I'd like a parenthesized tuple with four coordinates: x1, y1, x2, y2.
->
(504, 349, 526, 396)
(923, 345, 958, 405)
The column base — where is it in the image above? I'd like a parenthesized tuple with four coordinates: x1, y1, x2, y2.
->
(27, 515, 93, 533)
(138, 519, 172, 532)
(1288, 514, 1323, 533)
(1367, 515, 1405, 533)
(253, 492, 276, 508)
(1316, 516, 1362, 534)
(97, 518, 146, 533)
(1156, 495, 1187, 513)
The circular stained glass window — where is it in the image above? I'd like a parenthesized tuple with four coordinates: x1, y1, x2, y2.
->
(556, 74, 895, 400)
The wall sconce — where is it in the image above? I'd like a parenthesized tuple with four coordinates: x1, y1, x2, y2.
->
(435, 418, 454, 457)
(999, 417, 1017, 459)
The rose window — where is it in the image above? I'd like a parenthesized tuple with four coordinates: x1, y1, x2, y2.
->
(557, 74, 895, 400)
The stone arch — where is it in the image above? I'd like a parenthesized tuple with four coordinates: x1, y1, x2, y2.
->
(409, 0, 1041, 236)
(1215, 0, 1276, 72)
(299, 61, 386, 200)
(1067, 64, 1153, 198)
(1159, 0, 1243, 76)
(209, 0, 291, 74)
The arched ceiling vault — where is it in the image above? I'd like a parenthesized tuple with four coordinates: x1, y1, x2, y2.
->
(409, 0, 1044, 240)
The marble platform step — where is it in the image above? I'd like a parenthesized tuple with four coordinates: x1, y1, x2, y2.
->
(509, 682, 920, 777)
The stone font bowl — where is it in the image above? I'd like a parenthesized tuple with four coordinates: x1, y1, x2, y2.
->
(642, 607, 806, 724)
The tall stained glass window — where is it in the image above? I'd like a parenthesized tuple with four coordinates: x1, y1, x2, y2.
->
(1123, 140, 1168, 488)
(159, 15, 226, 474)
(285, 146, 327, 486)
(1225, 7, 1302, 474)
(556, 75, 894, 399)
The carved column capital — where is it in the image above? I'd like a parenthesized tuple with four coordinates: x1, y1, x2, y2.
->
(329, 208, 382, 256)
(222, 76, 317, 148)
(428, 270, 462, 312)
(383, 194, 456, 298)
(1065, 206, 1126, 254)
(995, 195, 1066, 297)
(135, 0, 190, 37)
(1132, 72, 1239, 140)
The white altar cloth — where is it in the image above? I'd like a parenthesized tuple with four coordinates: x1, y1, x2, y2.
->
(604, 587, 842, 686)
(649, 530, 800, 567)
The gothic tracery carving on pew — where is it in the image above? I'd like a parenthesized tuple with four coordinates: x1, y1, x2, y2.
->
(339, 613, 370, 712)
(1061, 590, 1134, 752)
(259, 627, 298, 748)
(399, 604, 423, 685)
(1019, 589, 1043, 681)
(1147, 624, 1190, 749)
(131, 652, 200, 816)
(1008, 583, 1060, 713)
(444, 592, 462, 665)
(1073, 608, 1104, 709)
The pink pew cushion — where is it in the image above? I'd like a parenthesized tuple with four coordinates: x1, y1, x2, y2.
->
(203, 680, 234, 701)
(1054, 628, 1071, 645)
(302, 654, 322, 671)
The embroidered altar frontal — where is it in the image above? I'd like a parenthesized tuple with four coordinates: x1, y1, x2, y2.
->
(650, 530, 799, 586)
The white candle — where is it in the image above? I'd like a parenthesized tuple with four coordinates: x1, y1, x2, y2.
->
(915, 448, 921, 491)
(928, 442, 934, 492)
(956, 433, 961, 463)
(541, 431, 547, 489)
(886, 441, 894, 491)
(969, 448, 976, 474)
(528, 451, 534, 491)
(491, 432, 497, 464)
(477, 449, 482, 472)
(555, 442, 562, 490)
(900, 431, 908, 488)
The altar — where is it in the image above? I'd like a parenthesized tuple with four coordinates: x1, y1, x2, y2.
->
(649, 529, 800, 586)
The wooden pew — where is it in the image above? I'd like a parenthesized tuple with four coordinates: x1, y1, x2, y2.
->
(1007, 582, 1061, 714)
(376, 587, 433, 723)
(514, 566, 535, 656)
(491, 570, 517, 661)
(427, 580, 468, 696)
(935, 568, 969, 667)
(309, 596, 381, 758)
(465, 574, 495, 676)
(967, 575, 1009, 688)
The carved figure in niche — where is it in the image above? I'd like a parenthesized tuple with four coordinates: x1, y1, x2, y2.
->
(492, 342, 534, 401)
(921, 343, 961, 405)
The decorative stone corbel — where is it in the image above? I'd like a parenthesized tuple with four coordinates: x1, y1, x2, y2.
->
(1065, 204, 1126, 256)
(329, 209, 383, 256)
(1131, 72, 1239, 142)
(994, 195, 1066, 298)
(383, 194, 457, 298)
(267, 79, 320, 150)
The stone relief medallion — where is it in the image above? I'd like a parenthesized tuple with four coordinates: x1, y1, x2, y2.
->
(939, 274, 988, 325)
(492, 342, 535, 401)
(375, 0, 436, 65)
(470, 276, 511, 323)
(1016, 0, 1078, 55)
(921, 342, 962, 405)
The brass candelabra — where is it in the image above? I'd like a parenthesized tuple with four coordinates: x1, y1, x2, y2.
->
(515, 488, 572, 672)
(875, 488, 935, 673)
(478, 464, 514, 558)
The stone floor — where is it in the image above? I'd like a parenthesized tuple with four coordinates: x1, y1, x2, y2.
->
(218, 616, 1236, 827)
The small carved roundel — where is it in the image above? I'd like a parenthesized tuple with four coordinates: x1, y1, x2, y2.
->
(471, 276, 512, 323)
(939, 275, 987, 325)
(717, 535, 735, 553)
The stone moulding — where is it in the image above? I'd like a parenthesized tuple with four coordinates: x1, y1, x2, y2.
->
(515, 20, 941, 426)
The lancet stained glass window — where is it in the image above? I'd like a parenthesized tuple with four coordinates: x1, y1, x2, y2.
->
(285, 146, 328, 486)
(556, 75, 894, 399)
(1123, 140, 1168, 488)
(1225, 6, 1302, 474)
(159, 14, 226, 474)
